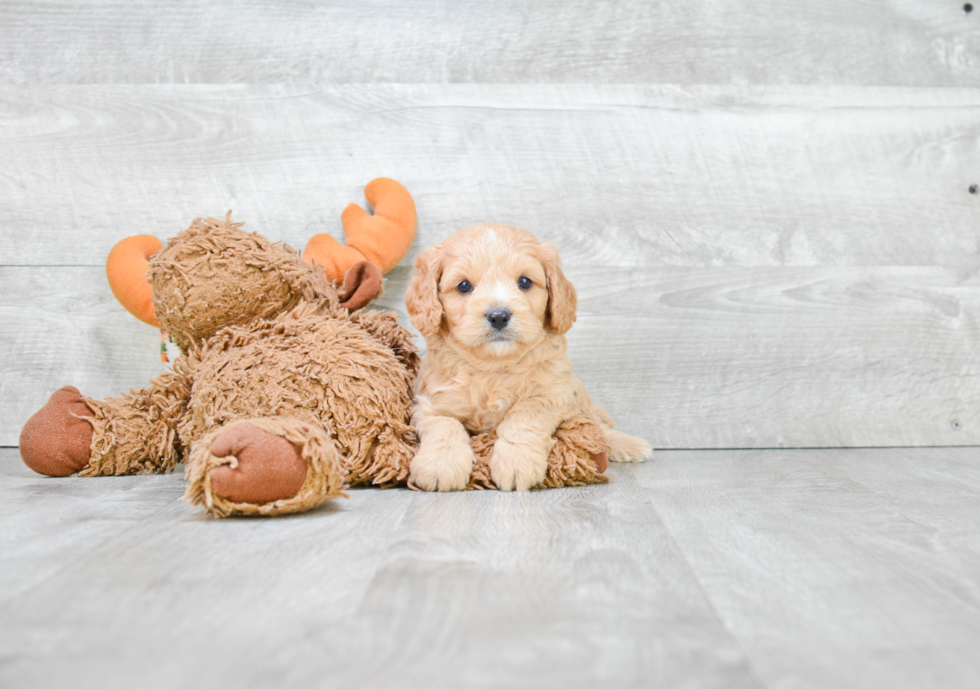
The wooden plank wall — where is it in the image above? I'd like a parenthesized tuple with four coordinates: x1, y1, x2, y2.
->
(1, 1, 979, 448)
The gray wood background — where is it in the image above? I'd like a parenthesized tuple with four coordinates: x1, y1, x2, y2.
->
(2, 1, 979, 449)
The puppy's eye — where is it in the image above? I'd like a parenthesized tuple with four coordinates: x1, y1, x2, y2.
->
(457, 280, 474, 294)
(518, 276, 533, 291)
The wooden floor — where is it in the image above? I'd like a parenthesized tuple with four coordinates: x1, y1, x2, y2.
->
(2, 446, 979, 689)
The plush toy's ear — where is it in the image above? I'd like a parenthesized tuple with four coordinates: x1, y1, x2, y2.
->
(338, 261, 383, 311)
(405, 247, 443, 339)
(303, 178, 417, 283)
(539, 241, 577, 335)
(106, 235, 162, 327)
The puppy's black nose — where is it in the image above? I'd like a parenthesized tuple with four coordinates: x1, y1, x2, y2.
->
(486, 308, 512, 331)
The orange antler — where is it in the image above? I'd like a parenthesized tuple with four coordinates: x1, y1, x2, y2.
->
(106, 234, 161, 326)
(303, 178, 417, 283)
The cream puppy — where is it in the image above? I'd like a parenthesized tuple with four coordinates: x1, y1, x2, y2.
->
(405, 223, 652, 492)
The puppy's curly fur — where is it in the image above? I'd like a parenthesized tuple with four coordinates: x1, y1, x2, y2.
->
(405, 223, 652, 492)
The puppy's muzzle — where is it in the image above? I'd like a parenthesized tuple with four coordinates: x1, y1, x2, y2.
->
(486, 308, 512, 331)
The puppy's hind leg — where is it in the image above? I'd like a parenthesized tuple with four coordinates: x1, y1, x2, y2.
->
(590, 402, 653, 463)
(606, 428, 653, 463)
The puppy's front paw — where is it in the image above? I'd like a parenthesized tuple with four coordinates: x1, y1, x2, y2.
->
(607, 429, 653, 463)
(410, 437, 474, 492)
(490, 438, 548, 492)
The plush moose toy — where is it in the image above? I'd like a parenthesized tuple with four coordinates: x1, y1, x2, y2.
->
(20, 178, 421, 517)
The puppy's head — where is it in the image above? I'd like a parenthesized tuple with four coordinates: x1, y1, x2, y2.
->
(406, 223, 577, 357)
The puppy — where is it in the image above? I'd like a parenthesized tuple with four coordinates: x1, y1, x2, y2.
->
(405, 223, 652, 492)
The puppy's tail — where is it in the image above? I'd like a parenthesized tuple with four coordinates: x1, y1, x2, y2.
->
(591, 402, 653, 463)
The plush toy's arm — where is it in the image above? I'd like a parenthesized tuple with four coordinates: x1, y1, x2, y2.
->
(21, 359, 193, 477)
(303, 178, 417, 284)
(348, 309, 421, 377)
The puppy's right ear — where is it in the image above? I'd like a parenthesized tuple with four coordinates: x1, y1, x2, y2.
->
(405, 247, 443, 339)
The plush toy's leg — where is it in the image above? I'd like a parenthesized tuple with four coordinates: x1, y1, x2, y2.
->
(207, 423, 308, 503)
(81, 366, 189, 476)
(20, 369, 187, 477)
(20, 386, 96, 476)
(540, 416, 612, 487)
(340, 178, 416, 274)
(184, 418, 348, 518)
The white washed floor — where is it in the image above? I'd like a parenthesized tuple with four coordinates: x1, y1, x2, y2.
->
(2, 446, 978, 689)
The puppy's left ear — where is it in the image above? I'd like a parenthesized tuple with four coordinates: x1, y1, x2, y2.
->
(539, 241, 577, 335)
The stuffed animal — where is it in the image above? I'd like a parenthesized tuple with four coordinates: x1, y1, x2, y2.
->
(19, 178, 420, 517)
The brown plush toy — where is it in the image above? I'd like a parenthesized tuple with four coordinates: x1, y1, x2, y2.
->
(20, 178, 420, 517)
(466, 416, 609, 490)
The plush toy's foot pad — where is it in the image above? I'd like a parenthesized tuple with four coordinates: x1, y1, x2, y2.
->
(208, 423, 308, 504)
(20, 386, 94, 477)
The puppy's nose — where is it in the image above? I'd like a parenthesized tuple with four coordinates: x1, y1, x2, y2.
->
(486, 308, 512, 331)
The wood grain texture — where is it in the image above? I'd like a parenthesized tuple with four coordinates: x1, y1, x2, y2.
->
(3, 447, 980, 688)
(643, 447, 980, 689)
(3, 6, 978, 453)
(0, 461, 185, 606)
(0, 448, 761, 689)
(4, 264, 979, 449)
(0, 1, 977, 87)
(571, 264, 980, 449)
(1, 84, 978, 268)
(1, 267, 168, 449)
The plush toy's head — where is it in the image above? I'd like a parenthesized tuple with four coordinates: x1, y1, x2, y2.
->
(108, 214, 382, 353)
(106, 178, 417, 352)
(150, 214, 353, 352)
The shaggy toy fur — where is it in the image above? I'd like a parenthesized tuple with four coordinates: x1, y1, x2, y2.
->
(21, 212, 419, 517)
